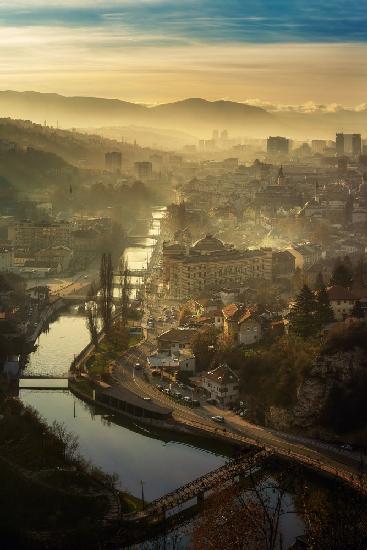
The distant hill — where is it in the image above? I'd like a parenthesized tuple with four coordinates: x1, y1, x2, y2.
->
(0, 118, 165, 170)
(80, 125, 197, 149)
(0, 91, 275, 136)
(0, 91, 366, 140)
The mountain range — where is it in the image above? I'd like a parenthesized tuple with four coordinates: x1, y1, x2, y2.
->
(0, 91, 366, 142)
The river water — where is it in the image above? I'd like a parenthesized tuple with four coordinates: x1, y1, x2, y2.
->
(20, 207, 227, 502)
(19, 207, 305, 547)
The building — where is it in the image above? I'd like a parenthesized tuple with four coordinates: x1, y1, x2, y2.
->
(11, 221, 72, 252)
(34, 245, 73, 272)
(311, 140, 327, 154)
(326, 285, 358, 320)
(105, 151, 122, 173)
(147, 350, 196, 374)
(272, 251, 296, 280)
(0, 247, 12, 270)
(157, 327, 198, 354)
(222, 303, 262, 346)
(267, 136, 289, 157)
(288, 243, 322, 270)
(134, 161, 153, 179)
(163, 235, 272, 300)
(336, 133, 362, 157)
(201, 364, 239, 406)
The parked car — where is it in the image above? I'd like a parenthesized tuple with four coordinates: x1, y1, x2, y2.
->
(192, 399, 200, 407)
(211, 415, 225, 423)
(134, 362, 142, 370)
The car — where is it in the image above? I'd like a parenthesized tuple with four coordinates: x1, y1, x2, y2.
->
(341, 444, 353, 451)
(173, 392, 182, 399)
(206, 398, 218, 405)
(211, 415, 225, 423)
(163, 388, 171, 395)
(134, 362, 142, 370)
(183, 396, 191, 402)
(156, 384, 164, 390)
(143, 397, 152, 401)
(192, 399, 200, 407)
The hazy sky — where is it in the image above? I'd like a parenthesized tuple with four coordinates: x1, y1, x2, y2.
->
(0, 0, 366, 106)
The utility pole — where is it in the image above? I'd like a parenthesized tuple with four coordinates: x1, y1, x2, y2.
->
(140, 480, 145, 509)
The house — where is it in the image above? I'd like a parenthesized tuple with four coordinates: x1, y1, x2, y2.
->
(157, 327, 198, 355)
(34, 245, 73, 272)
(201, 363, 240, 406)
(326, 285, 360, 320)
(222, 303, 262, 345)
(147, 349, 196, 374)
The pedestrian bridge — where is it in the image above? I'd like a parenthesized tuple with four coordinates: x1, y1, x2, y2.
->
(123, 449, 269, 524)
(19, 376, 69, 390)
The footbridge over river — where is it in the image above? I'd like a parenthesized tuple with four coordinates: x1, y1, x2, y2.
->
(122, 449, 269, 525)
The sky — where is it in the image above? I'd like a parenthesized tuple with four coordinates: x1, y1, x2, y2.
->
(0, 0, 366, 107)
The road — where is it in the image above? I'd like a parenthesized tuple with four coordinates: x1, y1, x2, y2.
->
(111, 341, 367, 494)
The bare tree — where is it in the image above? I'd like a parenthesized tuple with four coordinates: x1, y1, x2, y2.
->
(51, 421, 80, 462)
(99, 252, 113, 334)
(192, 459, 287, 550)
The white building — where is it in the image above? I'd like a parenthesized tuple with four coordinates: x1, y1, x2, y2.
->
(201, 363, 239, 406)
(0, 247, 12, 270)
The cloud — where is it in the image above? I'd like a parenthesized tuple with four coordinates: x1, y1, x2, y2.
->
(0, 1, 367, 44)
(244, 99, 348, 113)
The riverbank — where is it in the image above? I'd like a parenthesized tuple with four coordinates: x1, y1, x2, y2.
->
(0, 380, 121, 548)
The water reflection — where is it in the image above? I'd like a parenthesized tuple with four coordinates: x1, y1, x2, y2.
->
(20, 390, 226, 501)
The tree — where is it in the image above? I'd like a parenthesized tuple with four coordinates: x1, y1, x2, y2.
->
(191, 326, 218, 372)
(99, 252, 114, 334)
(351, 300, 364, 319)
(192, 465, 288, 550)
(118, 258, 130, 328)
(331, 261, 353, 288)
(315, 287, 335, 328)
(314, 271, 325, 291)
(289, 285, 318, 338)
(85, 281, 99, 348)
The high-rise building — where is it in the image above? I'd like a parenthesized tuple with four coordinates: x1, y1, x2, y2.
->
(105, 151, 122, 173)
(311, 140, 327, 154)
(336, 133, 362, 156)
(134, 161, 153, 179)
(267, 136, 289, 156)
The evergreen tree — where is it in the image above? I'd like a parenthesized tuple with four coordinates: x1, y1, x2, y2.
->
(330, 262, 353, 288)
(314, 271, 325, 291)
(315, 287, 335, 329)
(351, 300, 364, 319)
(289, 285, 318, 338)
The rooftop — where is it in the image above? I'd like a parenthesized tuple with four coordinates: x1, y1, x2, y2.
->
(203, 364, 239, 385)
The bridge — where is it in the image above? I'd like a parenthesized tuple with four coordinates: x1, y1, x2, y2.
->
(123, 450, 269, 524)
(19, 376, 70, 390)
(128, 235, 158, 241)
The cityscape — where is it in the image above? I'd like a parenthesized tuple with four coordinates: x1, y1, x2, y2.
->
(1, 1, 367, 549)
